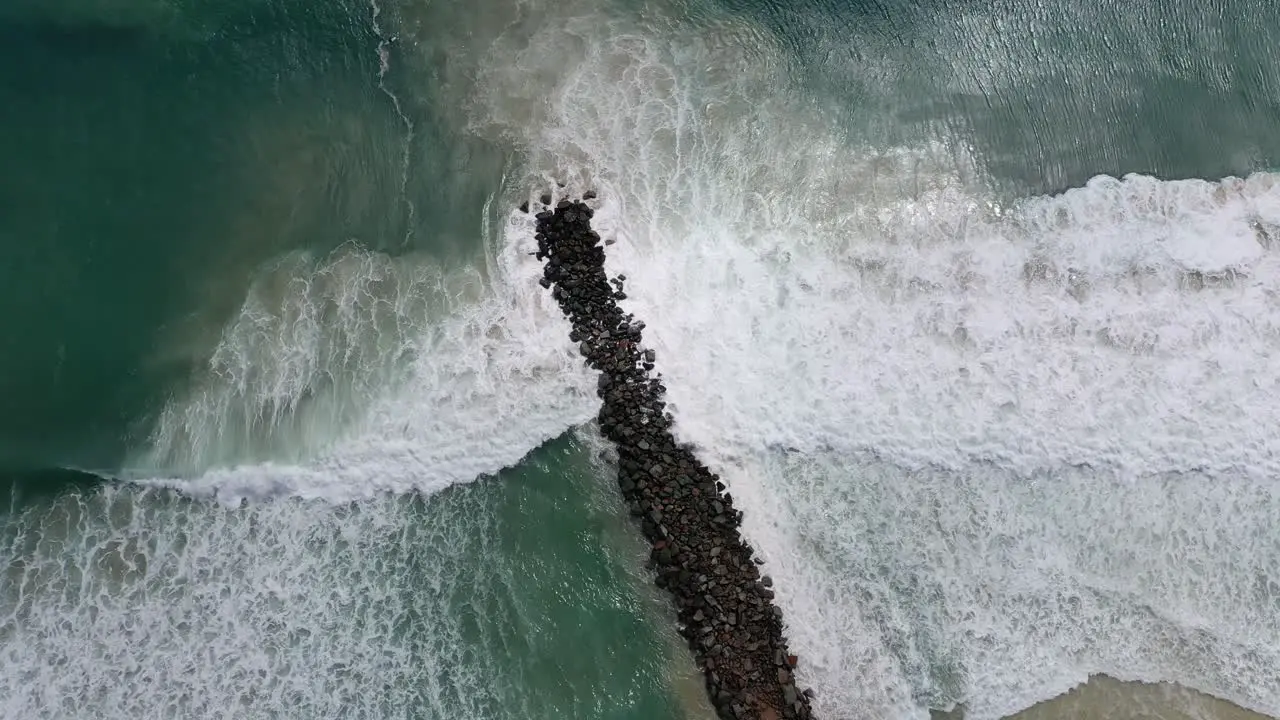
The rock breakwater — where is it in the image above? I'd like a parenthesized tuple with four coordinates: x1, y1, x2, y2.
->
(528, 194, 816, 720)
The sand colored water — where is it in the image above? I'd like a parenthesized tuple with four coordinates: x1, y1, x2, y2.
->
(998, 676, 1273, 720)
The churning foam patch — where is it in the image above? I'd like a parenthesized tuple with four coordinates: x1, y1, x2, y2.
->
(650, 171, 1280, 481)
(461, 6, 1280, 717)
(0, 487, 506, 719)
(0, 459, 685, 720)
(732, 452, 1280, 720)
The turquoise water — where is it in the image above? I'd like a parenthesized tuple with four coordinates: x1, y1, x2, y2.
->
(3, 0, 1280, 718)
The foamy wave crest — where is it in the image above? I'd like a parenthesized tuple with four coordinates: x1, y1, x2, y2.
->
(143, 247, 455, 473)
(135, 200, 597, 504)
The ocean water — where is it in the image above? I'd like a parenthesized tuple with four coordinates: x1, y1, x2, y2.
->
(2, 0, 1279, 718)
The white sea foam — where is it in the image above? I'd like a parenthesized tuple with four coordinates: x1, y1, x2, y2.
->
(0, 456, 686, 720)
(135, 202, 598, 504)
(0, 487, 508, 719)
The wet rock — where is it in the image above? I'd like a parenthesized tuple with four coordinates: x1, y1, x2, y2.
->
(528, 196, 815, 720)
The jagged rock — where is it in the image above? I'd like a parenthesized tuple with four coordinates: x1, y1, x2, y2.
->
(526, 197, 815, 720)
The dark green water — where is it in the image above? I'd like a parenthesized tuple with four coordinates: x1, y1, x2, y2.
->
(1, 0, 380, 469)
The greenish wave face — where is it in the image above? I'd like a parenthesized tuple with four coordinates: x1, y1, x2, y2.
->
(3, 0, 1280, 718)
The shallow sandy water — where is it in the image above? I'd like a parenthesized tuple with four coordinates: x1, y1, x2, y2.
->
(1001, 676, 1271, 720)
